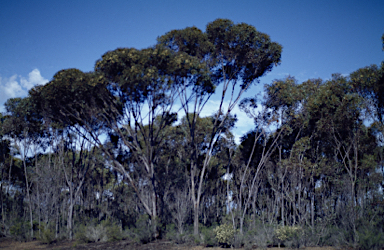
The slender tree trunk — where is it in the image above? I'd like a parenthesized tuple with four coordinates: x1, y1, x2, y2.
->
(1, 182, 4, 227)
(150, 163, 158, 236)
(252, 195, 257, 230)
(67, 156, 74, 241)
(35, 148, 41, 237)
(240, 217, 245, 235)
(7, 155, 13, 195)
(56, 200, 59, 239)
(191, 157, 200, 236)
(193, 201, 199, 236)
(281, 181, 284, 226)
(24, 160, 33, 238)
(68, 198, 74, 240)
(311, 176, 315, 228)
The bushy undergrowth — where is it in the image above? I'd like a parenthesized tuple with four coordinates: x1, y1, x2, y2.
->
(75, 219, 124, 243)
(165, 224, 194, 244)
(67, 214, 384, 250)
(357, 227, 384, 250)
(274, 225, 302, 248)
(132, 214, 154, 244)
(213, 223, 235, 247)
(199, 225, 218, 246)
(9, 220, 31, 242)
(243, 225, 274, 249)
(38, 223, 55, 244)
(86, 224, 108, 242)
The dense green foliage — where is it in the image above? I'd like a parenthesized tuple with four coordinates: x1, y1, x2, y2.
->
(0, 19, 383, 249)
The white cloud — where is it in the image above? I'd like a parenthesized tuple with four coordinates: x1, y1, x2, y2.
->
(0, 69, 48, 112)
(1, 75, 25, 98)
(20, 69, 49, 89)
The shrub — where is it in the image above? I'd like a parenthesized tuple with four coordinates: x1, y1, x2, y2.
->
(199, 225, 218, 246)
(38, 224, 55, 244)
(274, 225, 302, 248)
(233, 231, 244, 248)
(74, 220, 123, 243)
(358, 228, 384, 250)
(214, 224, 235, 247)
(74, 224, 88, 243)
(133, 214, 153, 244)
(165, 223, 194, 244)
(85, 224, 108, 242)
(10, 221, 30, 241)
(244, 226, 274, 250)
(165, 224, 177, 240)
(105, 221, 123, 242)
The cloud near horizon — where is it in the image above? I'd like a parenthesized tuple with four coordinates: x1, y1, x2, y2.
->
(0, 69, 48, 112)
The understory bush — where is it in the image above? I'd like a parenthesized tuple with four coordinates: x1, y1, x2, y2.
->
(132, 214, 154, 244)
(358, 228, 384, 250)
(199, 225, 218, 246)
(75, 219, 124, 243)
(232, 231, 244, 248)
(74, 224, 87, 243)
(85, 224, 108, 242)
(274, 225, 302, 248)
(38, 223, 55, 244)
(165, 224, 194, 244)
(243, 225, 274, 250)
(9, 221, 30, 242)
(214, 223, 235, 247)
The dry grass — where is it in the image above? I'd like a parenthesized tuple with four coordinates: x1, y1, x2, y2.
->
(0, 238, 341, 250)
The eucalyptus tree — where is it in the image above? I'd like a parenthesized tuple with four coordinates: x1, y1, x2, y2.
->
(30, 18, 282, 237)
(158, 18, 282, 235)
(29, 69, 119, 238)
(31, 46, 207, 235)
(231, 125, 285, 233)
(262, 77, 324, 228)
(0, 113, 11, 230)
(2, 97, 45, 238)
(259, 72, 381, 245)
(311, 76, 379, 245)
(32, 152, 63, 238)
(94, 45, 208, 232)
(58, 133, 97, 240)
(161, 113, 235, 232)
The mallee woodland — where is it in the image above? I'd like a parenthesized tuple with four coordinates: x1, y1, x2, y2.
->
(0, 19, 384, 249)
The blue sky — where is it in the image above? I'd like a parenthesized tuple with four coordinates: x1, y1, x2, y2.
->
(0, 0, 383, 142)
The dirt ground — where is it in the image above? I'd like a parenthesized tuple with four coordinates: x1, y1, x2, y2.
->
(0, 238, 341, 250)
